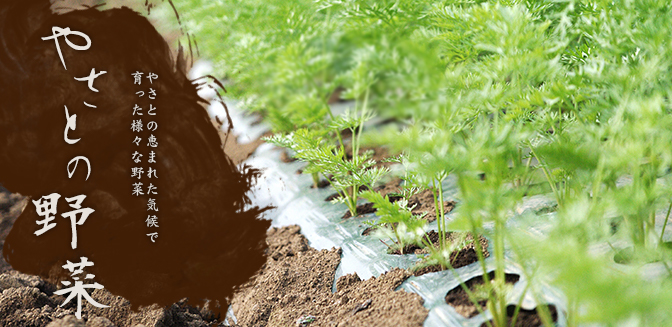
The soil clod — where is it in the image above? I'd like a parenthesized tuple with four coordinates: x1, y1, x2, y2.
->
(310, 179, 331, 189)
(480, 305, 558, 327)
(408, 233, 489, 276)
(342, 202, 377, 218)
(351, 299, 372, 315)
(445, 272, 520, 318)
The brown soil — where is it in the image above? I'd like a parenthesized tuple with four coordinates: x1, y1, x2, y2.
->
(361, 226, 377, 236)
(327, 87, 345, 104)
(445, 272, 520, 318)
(325, 185, 368, 203)
(0, 111, 269, 327)
(310, 179, 331, 189)
(0, 268, 222, 327)
(229, 225, 428, 327)
(358, 178, 402, 234)
(322, 146, 398, 203)
(249, 114, 265, 127)
(341, 202, 377, 219)
(297, 144, 393, 177)
(338, 178, 457, 223)
(352, 178, 456, 222)
(343, 145, 395, 170)
(411, 234, 490, 277)
(0, 191, 428, 327)
(480, 305, 558, 327)
(409, 190, 456, 223)
(389, 231, 487, 256)
(372, 178, 404, 198)
(0, 188, 27, 272)
(214, 118, 269, 166)
(1, 188, 221, 326)
(280, 150, 297, 163)
(358, 179, 457, 237)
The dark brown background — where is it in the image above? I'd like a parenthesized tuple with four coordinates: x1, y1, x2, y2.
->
(0, 0, 271, 313)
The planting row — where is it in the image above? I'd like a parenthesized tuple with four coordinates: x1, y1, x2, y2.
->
(177, 0, 672, 326)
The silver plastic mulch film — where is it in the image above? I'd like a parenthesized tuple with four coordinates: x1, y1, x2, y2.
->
(195, 61, 568, 327)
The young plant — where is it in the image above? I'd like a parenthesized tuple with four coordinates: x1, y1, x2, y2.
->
(324, 146, 389, 217)
(383, 154, 458, 258)
(397, 141, 468, 269)
(360, 190, 426, 254)
(263, 128, 328, 188)
(449, 122, 530, 327)
(182, 0, 672, 324)
(265, 103, 388, 217)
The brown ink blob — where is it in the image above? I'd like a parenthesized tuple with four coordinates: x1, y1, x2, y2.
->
(0, 0, 272, 316)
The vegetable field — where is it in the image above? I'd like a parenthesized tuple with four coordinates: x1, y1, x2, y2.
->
(175, 0, 672, 326)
